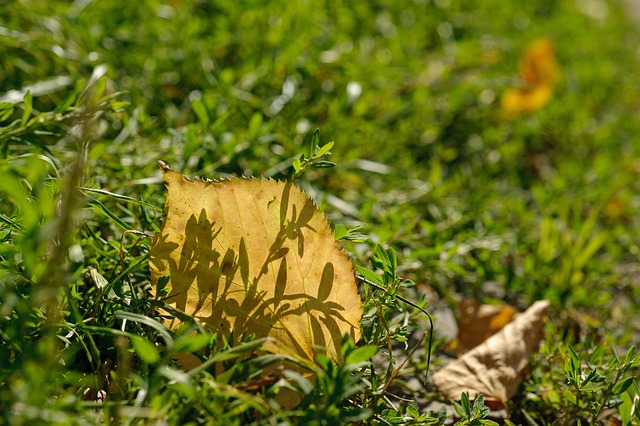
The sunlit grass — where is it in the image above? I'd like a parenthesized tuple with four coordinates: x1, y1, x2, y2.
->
(1, 0, 640, 424)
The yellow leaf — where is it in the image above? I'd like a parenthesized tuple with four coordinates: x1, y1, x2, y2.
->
(433, 300, 550, 407)
(501, 84, 554, 115)
(501, 38, 559, 116)
(518, 38, 559, 88)
(149, 162, 362, 362)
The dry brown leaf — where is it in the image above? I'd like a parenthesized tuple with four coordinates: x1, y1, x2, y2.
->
(433, 300, 550, 406)
(149, 162, 362, 362)
(454, 299, 516, 353)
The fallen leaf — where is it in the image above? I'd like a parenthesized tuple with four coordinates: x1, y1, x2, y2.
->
(501, 84, 554, 115)
(149, 162, 362, 362)
(501, 38, 559, 116)
(453, 299, 516, 353)
(433, 300, 550, 406)
(518, 38, 559, 88)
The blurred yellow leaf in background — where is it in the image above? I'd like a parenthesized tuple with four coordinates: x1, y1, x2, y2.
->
(501, 38, 560, 116)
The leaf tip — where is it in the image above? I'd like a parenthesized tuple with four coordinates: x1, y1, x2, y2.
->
(158, 160, 171, 172)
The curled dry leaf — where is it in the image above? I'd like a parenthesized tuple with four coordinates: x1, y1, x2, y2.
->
(433, 300, 550, 406)
(149, 162, 362, 362)
(454, 299, 516, 354)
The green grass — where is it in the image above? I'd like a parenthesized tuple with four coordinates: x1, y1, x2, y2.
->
(2, 0, 640, 424)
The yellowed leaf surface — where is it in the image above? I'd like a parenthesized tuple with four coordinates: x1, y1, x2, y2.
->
(149, 162, 362, 361)
(517, 38, 559, 88)
(501, 38, 559, 116)
(433, 300, 550, 406)
(453, 299, 516, 354)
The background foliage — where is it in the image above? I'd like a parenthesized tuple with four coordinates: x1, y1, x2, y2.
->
(2, 0, 640, 424)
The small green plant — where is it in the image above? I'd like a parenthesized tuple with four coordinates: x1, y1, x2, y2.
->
(356, 244, 436, 422)
(279, 336, 378, 424)
(380, 403, 447, 425)
(453, 393, 499, 426)
(291, 128, 336, 182)
(358, 245, 427, 349)
(516, 323, 640, 425)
